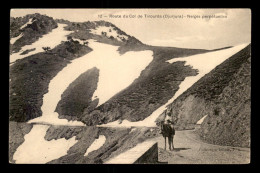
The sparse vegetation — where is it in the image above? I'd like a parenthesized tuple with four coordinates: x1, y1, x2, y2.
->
(83, 41, 88, 46)
(101, 31, 107, 36)
(42, 46, 51, 53)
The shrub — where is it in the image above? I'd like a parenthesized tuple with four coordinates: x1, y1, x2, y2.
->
(42, 47, 51, 53)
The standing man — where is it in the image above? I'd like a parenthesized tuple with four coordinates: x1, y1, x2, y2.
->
(167, 119, 175, 150)
(161, 110, 175, 151)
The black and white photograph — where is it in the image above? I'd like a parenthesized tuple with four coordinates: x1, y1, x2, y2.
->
(9, 8, 251, 164)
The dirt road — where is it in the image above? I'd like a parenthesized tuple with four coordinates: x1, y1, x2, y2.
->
(148, 128, 250, 164)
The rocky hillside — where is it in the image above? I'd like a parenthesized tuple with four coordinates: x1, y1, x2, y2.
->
(157, 45, 251, 147)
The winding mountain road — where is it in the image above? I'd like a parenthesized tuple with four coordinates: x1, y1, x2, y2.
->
(148, 127, 250, 164)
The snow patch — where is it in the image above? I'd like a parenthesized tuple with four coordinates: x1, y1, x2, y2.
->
(13, 124, 78, 164)
(20, 18, 34, 29)
(197, 115, 208, 125)
(84, 135, 106, 156)
(10, 33, 23, 45)
(130, 128, 137, 133)
(99, 43, 249, 128)
(10, 23, 73, 64)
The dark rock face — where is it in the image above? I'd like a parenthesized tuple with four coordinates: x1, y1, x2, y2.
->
(163, 45, 251, 147)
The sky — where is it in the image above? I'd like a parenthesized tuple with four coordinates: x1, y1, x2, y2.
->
(10, 8, 251, 50)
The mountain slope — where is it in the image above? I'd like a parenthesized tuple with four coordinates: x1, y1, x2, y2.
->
(9, 14, 250, 164)
(199, 48, 251, 147)
(10, 13, 58, 54)
(157, 45, 251, 147)
(9, 14, 211, 123)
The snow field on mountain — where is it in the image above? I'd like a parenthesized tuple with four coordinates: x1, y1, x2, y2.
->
(29, 39, 153, 126)
(99, 43, 249, 128)
(18, 40, 152, 163)
(10, 23, 73, 64)
(13, 124, 78, 164)
(196, 115, 208, 125)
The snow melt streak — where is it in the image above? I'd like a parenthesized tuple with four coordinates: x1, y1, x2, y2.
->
(99, 43, 249, 128)
(20, 18, 34, 29)
(13, 124, 77, 164)
(10, 23, 73, 64)
(10, 33, 23, 45)
(197, 115, 208, 125)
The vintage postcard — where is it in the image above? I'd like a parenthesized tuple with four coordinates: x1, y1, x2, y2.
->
(9, 8, 251, 164)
